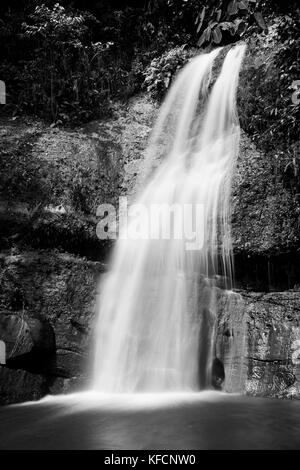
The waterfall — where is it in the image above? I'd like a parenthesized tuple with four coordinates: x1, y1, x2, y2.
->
(93, 44, 246, 393)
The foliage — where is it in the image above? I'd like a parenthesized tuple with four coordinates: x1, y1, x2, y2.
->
(0, 3, 145, 124)
(1, 0, 299, 261)
(238, 11, 300, 198)
(0, 1, 271, 124)
(144, 47, 196, 99)
(0, 0, 298, 128)
(167, 0, 267, 48)
(239, 13, 300, 147)
(273, 13, 300, 143)
(143, 1, 269, 100)
(19, 4, 115, 124)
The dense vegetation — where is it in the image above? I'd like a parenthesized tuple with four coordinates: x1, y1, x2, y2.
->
(0, 1, 297, 121)
(0, 0, 299, 256)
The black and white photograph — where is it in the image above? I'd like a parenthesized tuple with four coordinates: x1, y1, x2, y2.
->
(0, 0, 299, 453)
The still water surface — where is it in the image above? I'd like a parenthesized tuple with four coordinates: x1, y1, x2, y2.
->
(0, 391, 300, 450)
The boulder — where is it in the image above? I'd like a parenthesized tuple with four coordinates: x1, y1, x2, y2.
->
(0, 366, 46, 405)
(0, 314, 33, 360)
(0, 249, 104, 404)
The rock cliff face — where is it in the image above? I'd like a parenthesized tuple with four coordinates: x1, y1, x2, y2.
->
(1, 251, 299, 403)
(1, 94, 299, 261)
(0, 93, 299, 404)
(0, 251, 104, 404)
(216, 290, 300, 399)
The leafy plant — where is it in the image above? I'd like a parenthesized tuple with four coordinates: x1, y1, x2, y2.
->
(144, 47, 196, 99)
(195, 0, 267, 47)
(238, 11, 300, 197)
(18, 3, 117, 124)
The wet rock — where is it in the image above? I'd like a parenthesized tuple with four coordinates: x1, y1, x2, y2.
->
(26, 318, 56, 352)
(0, 96, 157, 259)
(0, 314, 33, 360)
(216, 290, 300, 398)
(0, 250, 103, 403)
(54, 349, 87, 378)
(211, 358, 225, 390)
(0, 93, 299, 403)
(48, 376, 89, 395)
(0, 366, 46, 405)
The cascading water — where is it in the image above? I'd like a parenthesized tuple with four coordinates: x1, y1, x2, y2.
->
(93, 44, 246, 393)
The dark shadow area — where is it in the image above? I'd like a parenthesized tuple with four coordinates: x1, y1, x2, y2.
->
(234, 252, 300, 292)
(211, 358, 225, 391)
(4, 318, 58, 393)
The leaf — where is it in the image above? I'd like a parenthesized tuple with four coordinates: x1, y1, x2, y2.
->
(219, 21, 232, 31)
(237, 19, 247, 35)
(216, 9, 222, 22)
(254, 11, 267, 31)
(230, 22, 238, 35)
(197, 26, 211, 47)
(212, 27, 222, 44)
(208, 20, 218, 28)
(238, 1, 249, 11)
(197, 29, 207, 47)
(196, 6, 206, 33)
(164, 76, 170, 88)
(205, 26, 212, 42)
(227, 0, 238, 16)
